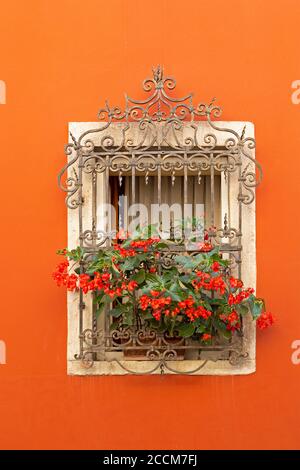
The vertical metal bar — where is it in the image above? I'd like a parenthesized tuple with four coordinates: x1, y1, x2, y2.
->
(157, 154, 161, 232)
(238, 154, 242, 280)
(132, 153, 136, 206)
(92, 167, 98, 348)
(92, 171, 97, 243)
(183, 153, 188, 240)
(105, 156, 110, 243)
(203, 175, 207, 229)
(105, 156, 110, 344)
(192, 176, 196, 222)
(227, 172, 231, 228)
(210, 154, 215, 228)
(157, 154, 162, 274)
(78, 149, 84, 357)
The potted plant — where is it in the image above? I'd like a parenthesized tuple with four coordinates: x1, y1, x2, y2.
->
(53, 227, 274, 359)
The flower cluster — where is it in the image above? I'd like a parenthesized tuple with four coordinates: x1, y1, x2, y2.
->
(197, 242, 213, 252)
(130, 237, 160, 250)
(52, 261, 77, 291)
(177, 297, 211, 322)
(220, 310, 241, 332)
(202, 333, 212, 342)
(112, 244, 136, 258)
(193, 271, 227, 295)
(229, 276, 244, 289)
(139, 293, 211, 323)
(53, 232, 275, 341)
(228, 288, 255, 306)
(80, 271, 138, 298)
(139, 292, 172, 320)
(257, 312, 275, 330)
(53, 261, 139, 299)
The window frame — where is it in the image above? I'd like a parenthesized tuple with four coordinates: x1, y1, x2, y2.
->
(65, 120, 257, 376)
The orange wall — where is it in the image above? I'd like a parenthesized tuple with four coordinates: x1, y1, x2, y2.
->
(0, 0, 299, 450)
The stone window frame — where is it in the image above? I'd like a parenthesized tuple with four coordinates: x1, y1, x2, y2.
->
(65, 120, 257, 376)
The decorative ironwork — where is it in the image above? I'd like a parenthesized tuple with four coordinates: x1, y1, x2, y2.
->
(59, 66, 262, 374)
(79, 327, 247, 374)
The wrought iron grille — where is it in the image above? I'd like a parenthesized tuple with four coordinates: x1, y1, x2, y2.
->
(58, 66, 262, 374)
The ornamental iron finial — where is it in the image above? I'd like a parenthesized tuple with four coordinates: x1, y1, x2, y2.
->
(152, 65, 163, 84)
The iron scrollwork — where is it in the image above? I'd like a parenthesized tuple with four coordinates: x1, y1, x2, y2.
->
(59, 66, 262, 374)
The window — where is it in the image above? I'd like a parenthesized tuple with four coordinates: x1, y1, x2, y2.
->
(59, 67, 262, 375)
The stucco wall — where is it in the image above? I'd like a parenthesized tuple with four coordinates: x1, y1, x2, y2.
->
(0, 0, 298, 449)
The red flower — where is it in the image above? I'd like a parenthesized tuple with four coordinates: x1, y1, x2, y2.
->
(257, 312, 275, 330)
(197, 242, 213, 252)
(139, 293, 171, 320)
(127, 280, 138, 292)
(79, 273, 91, 293)
(194, 271, 226, 295)
(184, 303, 211, 322)
(139, 295, 151, 310)
(220, 310, 241, 332)
(153, 311, 161, 321)
(211, 261, 220, 272)
(228, 287, 254, 305)
(229, 276, 244, 289)
(116, 229, 128, 240)
(101, 272, 111, 282)
(130, 238, 159, 251)
(178, 296, 195, 310)
(211, 276, 226, 295)
(52, 260, 79, 292)
(65, 274, 78, 291)
(202, 333, 212, 342)
(150, 290, 160, 297)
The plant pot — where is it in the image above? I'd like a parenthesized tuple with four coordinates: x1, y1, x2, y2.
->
(123, 331, 186, 361)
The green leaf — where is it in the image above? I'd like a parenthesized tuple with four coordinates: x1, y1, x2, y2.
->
(109, 303, 129, 316)
(176, 322, 196, 337)
(212, 316, 227, 332)
(142, 312, 154, 320)
(156, 241, 169, 249)
(136, 253, 149, 262)
(110, 320, 120, 331)
(99, 295, 113, 304)
(195, 324, 206, 333)
(123, 310, 134, 326)
(65, 246, 85, 262)
(202, 301, 213, 311)
(145, 273, 160, 284)
(221, 329, 232, 340)
(236, 303, 249, 316)
(206, 247, 220, 257)
(166, 290, 182, 302)
(250, 299, 264, 319)
(109, 307, 124, 317)
(131, 268, 145, 285)
(121, 258, 136, 271)
(93, 293, 104, 304)
(174, 255, 196, 269)
(111, 262, 121, 277)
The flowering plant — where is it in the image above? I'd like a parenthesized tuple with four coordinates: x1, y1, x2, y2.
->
(53, 228, 274, 343)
